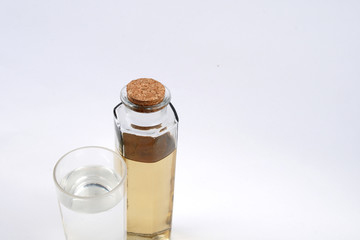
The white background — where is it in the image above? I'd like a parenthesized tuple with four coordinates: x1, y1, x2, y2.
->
(1, 0, 360, 239)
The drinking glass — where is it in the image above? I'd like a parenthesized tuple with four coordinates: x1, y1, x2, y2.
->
(53, 146, 127, 240)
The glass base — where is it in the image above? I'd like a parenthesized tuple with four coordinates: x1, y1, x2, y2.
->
(127, 229, 171, 240)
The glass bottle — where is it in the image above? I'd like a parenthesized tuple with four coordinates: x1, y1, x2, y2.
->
(113, 78, 179, 240)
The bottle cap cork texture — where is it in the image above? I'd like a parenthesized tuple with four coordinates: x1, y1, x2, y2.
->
(127, 78, 165, 106)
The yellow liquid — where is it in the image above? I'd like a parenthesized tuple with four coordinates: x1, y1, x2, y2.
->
(125, 150, 176, 240)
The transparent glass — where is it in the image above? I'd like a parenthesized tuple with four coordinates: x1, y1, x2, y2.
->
(53, 146, 127, 240)
(114, 86, 178, 240)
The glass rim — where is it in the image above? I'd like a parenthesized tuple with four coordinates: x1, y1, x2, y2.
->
(53, 146, 127, 200)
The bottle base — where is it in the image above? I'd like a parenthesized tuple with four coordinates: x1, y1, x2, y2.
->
(127, 229, 171, 240)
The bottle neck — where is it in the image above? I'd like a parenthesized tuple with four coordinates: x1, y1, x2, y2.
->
(124, 105, 168, 127)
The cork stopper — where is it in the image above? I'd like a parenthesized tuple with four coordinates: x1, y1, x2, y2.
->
(126, 78, 165, 106)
